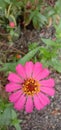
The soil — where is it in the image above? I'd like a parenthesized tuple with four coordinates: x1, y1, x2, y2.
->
(0, 26, 61, 130)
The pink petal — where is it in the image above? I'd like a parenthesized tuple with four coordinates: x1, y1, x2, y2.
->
(14, 94, 26, 110)
(25, 62, 34, 78)
(40, 78, 55, 88)
(8, 73, 22, 83)
(32, 62, 42, 78)
(25, 96, 33, 113)
(9, 90, 22, 102)
(5, 83, 21, 92)
(33, 94, 42, 110)
(37, 92, 50, 107)
(35, 68, 50, 81)
(16, 64, 26, 79)
(40, 87, 55, 96)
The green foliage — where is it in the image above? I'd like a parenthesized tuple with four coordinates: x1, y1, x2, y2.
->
(0, 0, 60, 35)
(0, 0, 57, 36)
(28, 36, 61, 72)
(51, 58, 61, 72)
(54, 21, 61, 39)
(0, 0, 22, 41)
(30, 9, 47, 29)
(54, 0, 61, 15)
(40, 38, 61, 72)
(0, 99, 21, 130)
(28, 42, 38, 51)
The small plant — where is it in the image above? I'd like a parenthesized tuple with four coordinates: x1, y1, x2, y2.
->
(0, 99, 21, 130)
(0, 0, 57, 41)
(0, 0, 22, 41)
(17, 0, 55, 29)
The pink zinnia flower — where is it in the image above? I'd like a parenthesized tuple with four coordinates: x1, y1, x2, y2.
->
(5, 62, 55, 113)
(9, 22, 15, 28)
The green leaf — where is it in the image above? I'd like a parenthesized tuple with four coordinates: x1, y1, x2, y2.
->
(41, 38, 61, 48)
(11, 110, 17, 119)
(41, 59, 50, 67)
(14, 123, 21, 130)
(4, 0, 10, 4)
(41, 38, 56, 46)
(28, 42, 38, 51)
(47, 9, 55, 16)
(0, 108, 11, 126)
(51, 58, 61, 72)
(38, 13, 47, 23)
(18, 46, 40, 64)
(0, 62, 17, 72)
(55, 0, 61, 14)
(0, 1, 6, 8)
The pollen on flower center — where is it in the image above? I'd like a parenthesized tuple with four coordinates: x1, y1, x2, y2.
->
(22, 78, 40, 96)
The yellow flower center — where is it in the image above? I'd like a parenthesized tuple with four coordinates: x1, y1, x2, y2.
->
(22, 78, 40, 96)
